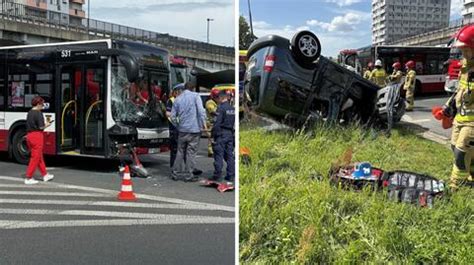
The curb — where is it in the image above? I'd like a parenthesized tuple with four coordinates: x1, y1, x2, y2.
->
(399, 120, 450, 147)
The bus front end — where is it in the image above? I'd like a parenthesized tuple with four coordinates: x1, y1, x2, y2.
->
(108, 40, 171, 157)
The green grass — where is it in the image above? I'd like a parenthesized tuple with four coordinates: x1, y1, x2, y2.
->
(239, 124, 473, 264)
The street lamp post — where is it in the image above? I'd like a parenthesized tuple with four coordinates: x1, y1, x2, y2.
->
(248, 0, 254, 39)
(207, 18, 214, 43)
(87, 0, 90, 37)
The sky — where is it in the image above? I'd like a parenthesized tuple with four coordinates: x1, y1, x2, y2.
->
(84, 0, 234, 47)
(241, 0, 465, 57)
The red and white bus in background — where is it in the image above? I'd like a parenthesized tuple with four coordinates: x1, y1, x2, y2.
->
(170, 55, 191, 87)
(444, 43, 463, 94)
(0, 39, 171, 164)
(348, 45, 450, 94)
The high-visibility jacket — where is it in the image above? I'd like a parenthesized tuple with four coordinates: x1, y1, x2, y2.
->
(455, 59, 474, 122)
(363, 70, 372, 80)
(403, 70, 416, 91)
(205, 99, 218, 124)
(390, 70, 403, 83)
(369, 68, 387, 87)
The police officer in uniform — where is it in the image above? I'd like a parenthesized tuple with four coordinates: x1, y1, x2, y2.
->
(209, 90, 235, 187)
(363, 62, 374, 80)
(389, 62, 403, 83)
(166, 83, 184, 168)
(404, 60, 416, 111)
(205, 89, 220, 157)
(447, 25, 474, 190)
(369, 59, 387, 88)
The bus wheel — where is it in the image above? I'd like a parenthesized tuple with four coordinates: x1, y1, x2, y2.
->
(291, 30, 321, 68)
(12, 127, 30, 165)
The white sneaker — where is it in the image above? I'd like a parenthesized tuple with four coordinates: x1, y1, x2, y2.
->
(24, 178, 39, 185)
(42, 174, 54, 182)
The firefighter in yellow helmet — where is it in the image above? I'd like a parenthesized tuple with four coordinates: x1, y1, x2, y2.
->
(446, 25, 474, 190)
(363, 62, 373, 80)
(404, 60, 416, 111)
(369, 59, 387, 88)
(389, 62, 403, 83)
(205, 89, 220, 157)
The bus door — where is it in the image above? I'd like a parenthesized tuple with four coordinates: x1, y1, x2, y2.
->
(58, 64, 106, 156)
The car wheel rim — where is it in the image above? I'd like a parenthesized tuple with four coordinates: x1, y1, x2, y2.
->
(299, 35, 319, 57)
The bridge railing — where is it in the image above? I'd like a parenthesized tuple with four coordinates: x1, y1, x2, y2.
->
(0, 1, 234, 58)
(388, 17, 474, 45)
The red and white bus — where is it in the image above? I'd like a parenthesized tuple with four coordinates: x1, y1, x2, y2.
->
(444, 44, 463, 94)
(0, 39, 171, 164)
(170, 55, 191, 87)
(351, 45, 450, 93)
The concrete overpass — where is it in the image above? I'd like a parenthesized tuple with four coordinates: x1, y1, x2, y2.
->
(388, 18, 474, 47)
(0, 2, 234, 72)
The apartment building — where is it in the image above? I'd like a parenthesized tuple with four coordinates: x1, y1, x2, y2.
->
(2, 0, 86, 25)
(372, 0, 451, 45)
(463, 0, 474, 19)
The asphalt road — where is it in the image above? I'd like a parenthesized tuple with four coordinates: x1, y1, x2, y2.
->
(0, 140, 235, 265)
(401, 93, 451, 139)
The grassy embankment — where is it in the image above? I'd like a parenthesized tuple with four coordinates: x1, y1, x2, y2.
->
(240, 124, 473, 264)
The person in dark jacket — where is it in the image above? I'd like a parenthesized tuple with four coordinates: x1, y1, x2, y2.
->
(166, 83, 184, 168)
(24, 96, 54, 185)
(209, 90, 235, 188)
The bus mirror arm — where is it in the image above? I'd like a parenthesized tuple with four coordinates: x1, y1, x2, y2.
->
(99, 49, 140, 83)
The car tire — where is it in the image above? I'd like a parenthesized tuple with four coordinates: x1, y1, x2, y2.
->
(11, 127, 30, 165)
(291, 31, 321, 67)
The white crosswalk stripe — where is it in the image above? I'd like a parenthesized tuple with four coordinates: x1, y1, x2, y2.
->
(0, 175, 234, 230)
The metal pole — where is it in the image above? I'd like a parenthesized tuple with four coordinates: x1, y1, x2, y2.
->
(248, 0, 254, 39)
(87, 0, 90, 35)
(207, 18, 213, 43)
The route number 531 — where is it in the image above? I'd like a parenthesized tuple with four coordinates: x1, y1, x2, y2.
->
(61, 50, 71, 58)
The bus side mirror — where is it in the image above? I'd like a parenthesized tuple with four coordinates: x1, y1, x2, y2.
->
(118, 55, 139, 83)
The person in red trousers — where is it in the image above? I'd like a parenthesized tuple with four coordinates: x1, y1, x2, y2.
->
(24, 96, 54, 185)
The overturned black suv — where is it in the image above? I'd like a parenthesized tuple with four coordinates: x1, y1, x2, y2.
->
(244, 31, 405, 128)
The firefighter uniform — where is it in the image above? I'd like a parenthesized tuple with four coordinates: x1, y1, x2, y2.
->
(205, 98, 218, 156)
(363, 69, 372, 80)
(450, 59, 474, 189)
(390, 70, 403, 83)
(369, 68, 388, 88)
(211, 97, 235, 183)
(404, 69, 416, 111)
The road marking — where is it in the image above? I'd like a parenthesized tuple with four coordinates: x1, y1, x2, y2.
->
(402, 116, 431, 123)
(0, 175, 234, 212)
(0, 184, 61, 189)
(0, 217, 235, 229)
(0, 208, 234, 220)
(0, 199, 233, 211)
(0, 191, 108, 197)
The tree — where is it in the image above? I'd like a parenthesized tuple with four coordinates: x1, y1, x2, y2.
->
(239, 16, 256, 50)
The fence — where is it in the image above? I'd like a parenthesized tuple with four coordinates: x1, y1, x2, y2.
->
(388, 17, 474, 45)
(0, 1, 234, 58)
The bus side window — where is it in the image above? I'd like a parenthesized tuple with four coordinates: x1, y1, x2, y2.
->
(0, 54, 4, 111)
(7, 61, 54, 110)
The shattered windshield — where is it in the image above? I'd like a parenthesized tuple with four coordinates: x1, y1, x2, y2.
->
(111, 62, 169, 128)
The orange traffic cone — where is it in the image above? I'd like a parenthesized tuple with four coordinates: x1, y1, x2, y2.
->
(118, 165, 136, 201)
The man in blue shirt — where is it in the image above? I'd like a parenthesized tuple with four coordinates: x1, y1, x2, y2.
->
(170, 82, 207, 181)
